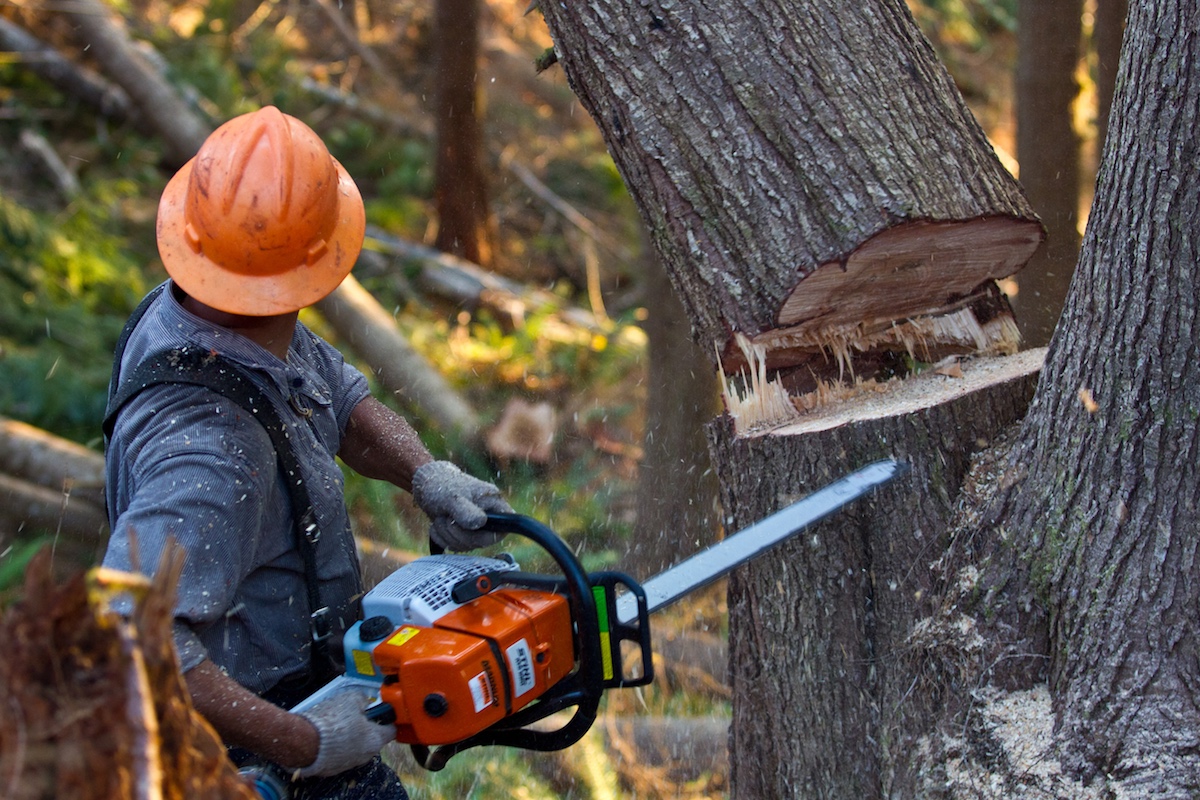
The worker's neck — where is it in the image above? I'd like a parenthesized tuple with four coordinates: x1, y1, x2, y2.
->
(181, 294, 298, 361)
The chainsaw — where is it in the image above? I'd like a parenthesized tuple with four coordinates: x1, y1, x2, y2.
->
(292, 459, 904, 771)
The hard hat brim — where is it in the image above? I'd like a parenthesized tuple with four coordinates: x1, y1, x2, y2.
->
(156, 154, 366, 317)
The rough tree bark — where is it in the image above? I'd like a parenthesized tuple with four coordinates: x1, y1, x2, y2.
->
(537, 0, 1041, 389)
(1014, 0, 1084, 347)
(538, 0, 1197, 796)
(961, 1, 1200, 793)
(713, 351, 1043, 798)
(533, 1, 1045, 796)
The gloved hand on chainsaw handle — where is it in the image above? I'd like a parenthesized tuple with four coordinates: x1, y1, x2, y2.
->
(412, 460, 512, 552)
(295, 688, 396, 778)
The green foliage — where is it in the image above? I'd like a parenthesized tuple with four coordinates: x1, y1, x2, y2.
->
(0, 538, 45, 607)
(0, 192, 147, 443)
(392, 748, 563, 800)
(344, 131, 435, 199)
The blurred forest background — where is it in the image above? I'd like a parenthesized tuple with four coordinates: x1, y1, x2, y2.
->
(0, 0, 1121, 797)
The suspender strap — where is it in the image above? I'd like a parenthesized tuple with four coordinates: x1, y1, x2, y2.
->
(104, 282, 168, 427)
(104, 290, 333, 674)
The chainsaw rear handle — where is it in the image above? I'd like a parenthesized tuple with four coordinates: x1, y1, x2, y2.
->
(411, 512, 608, 771)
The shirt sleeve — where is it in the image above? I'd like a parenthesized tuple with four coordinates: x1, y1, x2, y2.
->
(299, 323, 371, 435)
(103, 390, 279, 672)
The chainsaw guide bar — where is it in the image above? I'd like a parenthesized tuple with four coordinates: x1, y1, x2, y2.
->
(617, 458, 906, 625)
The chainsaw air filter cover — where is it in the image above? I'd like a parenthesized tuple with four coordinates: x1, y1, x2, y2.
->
(362, 554, 518, 627)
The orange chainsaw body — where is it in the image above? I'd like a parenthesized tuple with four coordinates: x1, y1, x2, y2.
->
(371, 587, 575, 745)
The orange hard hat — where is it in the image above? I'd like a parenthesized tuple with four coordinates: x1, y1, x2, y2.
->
(156, 106, 365, 316)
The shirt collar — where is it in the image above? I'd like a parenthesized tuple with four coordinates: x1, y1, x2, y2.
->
(161, 280, 300, 396)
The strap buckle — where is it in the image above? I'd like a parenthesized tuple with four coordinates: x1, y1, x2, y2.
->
(310, 607, 333, 643)
(300, 508, 321, 544)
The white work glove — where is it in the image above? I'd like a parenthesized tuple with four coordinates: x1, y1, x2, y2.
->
(411, 460, 512, 552)
(295, 689, 395, 778)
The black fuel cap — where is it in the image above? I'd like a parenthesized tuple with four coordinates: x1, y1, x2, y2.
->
(359, 615, 394, 642)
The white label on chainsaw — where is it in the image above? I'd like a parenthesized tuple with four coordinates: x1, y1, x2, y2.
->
(469, 672, 493, 712)
(506, 639, 536, 697)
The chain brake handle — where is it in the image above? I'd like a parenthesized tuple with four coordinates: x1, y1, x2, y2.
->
(411, 512, 653, 771)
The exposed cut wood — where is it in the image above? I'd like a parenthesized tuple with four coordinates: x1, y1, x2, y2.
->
(728, 280, 1023, 390)
(485, 397, 558, 465)
(537, 0, 1043, 392)
(776, 218, 1041, 332)
(773, 349, 1045, 437)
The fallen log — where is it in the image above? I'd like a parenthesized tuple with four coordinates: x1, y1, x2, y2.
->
(0, 416, 105, 509)
(0, 17, 134, 121)
(602, 715, 729, 797)
(364, 226, 614, 335)
(0, 417, 108, 570)
(315, 275, 484, 442)
(56, 0, 209, 167)
(0, 473, 107, 568)
(652, 629, 729, 701)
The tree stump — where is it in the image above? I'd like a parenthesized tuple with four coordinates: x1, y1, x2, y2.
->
(709, 349, 1043, 797)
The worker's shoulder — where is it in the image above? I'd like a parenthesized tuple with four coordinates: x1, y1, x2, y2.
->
(111, 381, 278, 471)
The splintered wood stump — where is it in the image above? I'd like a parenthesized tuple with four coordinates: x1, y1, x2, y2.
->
(538, 0, 1042, 386)
(0, 549, 254, 800)
(709, 350, 1044, 798)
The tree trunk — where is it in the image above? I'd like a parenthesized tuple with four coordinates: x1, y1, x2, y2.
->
(534, 2, 1046, 796)
(531, 0, 1200, 796)
(628, 243, 720, 575)
(711, 351, 1043, 798)
(980, 1, 1200, 791)
(1013, 0, 1084, 347)
(432, 0, 494, 266)
(537, 0, 1041, 387)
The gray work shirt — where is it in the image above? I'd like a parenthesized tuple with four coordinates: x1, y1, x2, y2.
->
(103, 281, 370, 695)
